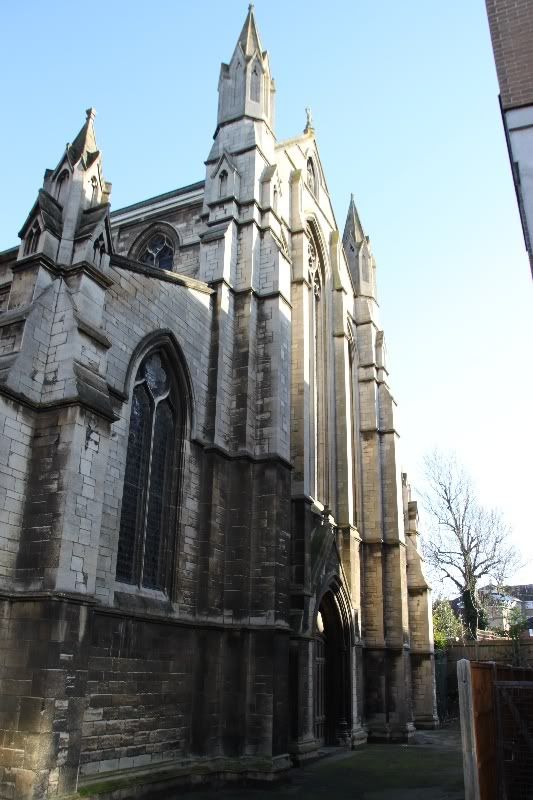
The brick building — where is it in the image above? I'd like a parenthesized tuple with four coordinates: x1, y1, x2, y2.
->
(486, 0, 533, 276)
(0, 9, 437, 799)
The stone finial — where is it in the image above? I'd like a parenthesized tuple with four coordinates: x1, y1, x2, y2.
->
(304, 106, 314, 133)
(85, 107, 97, 122)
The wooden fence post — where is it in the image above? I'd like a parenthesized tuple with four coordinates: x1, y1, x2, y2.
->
(458, 659, 480, 800)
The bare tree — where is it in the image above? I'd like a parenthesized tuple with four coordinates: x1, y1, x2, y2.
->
(421, 451, 520, 639)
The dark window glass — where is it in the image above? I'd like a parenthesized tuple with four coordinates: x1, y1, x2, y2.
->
(143, 400, 174, 588)
(116, 385, 151, 583)
(24, 223, 40, 256)
(139, 233, 175, 270)
(116, 352, 180, 591)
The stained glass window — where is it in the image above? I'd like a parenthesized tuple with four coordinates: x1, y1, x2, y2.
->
(116, 352, 178, 591)
(139, 233, 175, 270)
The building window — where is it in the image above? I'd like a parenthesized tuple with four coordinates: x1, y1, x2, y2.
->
(24, 222, 40, 256)
(250, 62, 261, 102)
(347, 326, 358, 526)
(219, 169, 228, 197)
(116, 351, 180, 591)
(308, 228, 327, 502)
(139, 233, 175, 270)
(56, 170, 69, 205)
(90, 175, 99, 206)
(0, 286, 9, 314)
(307, 158, 317, 197)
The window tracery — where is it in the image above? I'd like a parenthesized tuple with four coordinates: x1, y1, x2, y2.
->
(139, 233, 175, 270)
(116, 351, 179, 591)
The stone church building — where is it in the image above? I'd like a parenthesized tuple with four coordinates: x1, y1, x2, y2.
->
(0, 8, 437, 799)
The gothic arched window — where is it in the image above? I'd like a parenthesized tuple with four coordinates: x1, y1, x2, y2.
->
(308, 228, 327, 502)
(307, 158, 317, 197)
(24, 221, 40, 256)
(250, 62, 261, 102)
(139, 233, 175, 270)
(55, 170, 69, 206)
(219, 169, 228, 197)
(116, 351, 181, 591)
(347, 324, 358, 526)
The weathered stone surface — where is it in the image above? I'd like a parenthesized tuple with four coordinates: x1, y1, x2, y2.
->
(0, 8, 436, 798)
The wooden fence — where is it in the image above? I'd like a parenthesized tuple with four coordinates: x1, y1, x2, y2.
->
(458, 660, 533, 800)
(448, 640, 533, 667)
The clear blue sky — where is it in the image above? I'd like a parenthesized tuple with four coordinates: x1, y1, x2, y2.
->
(1, 1, 531, 586)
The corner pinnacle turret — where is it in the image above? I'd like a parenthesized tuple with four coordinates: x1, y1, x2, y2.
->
(18, 108, 112, 268)
(215, 6, 275, 134)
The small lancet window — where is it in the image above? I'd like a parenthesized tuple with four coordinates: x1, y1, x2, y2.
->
(24, 222, 40, 256)
(250, 62, 261, 103)
(362, 252, 369, 282)
(307, 158, 317, 197)
(90, 176, 99, 206)
(219, 169, 228, 198)
(116, 351, 181, 591)
(55, 170, 69, 205)
(139, 233, 175, 270)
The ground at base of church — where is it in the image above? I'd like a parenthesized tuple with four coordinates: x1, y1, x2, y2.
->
(171, 724, 464, 800)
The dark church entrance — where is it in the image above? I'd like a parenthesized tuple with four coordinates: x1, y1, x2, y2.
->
(313, 590, 351, 745)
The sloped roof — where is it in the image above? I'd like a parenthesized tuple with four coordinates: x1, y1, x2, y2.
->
(18, 189, 63, 239)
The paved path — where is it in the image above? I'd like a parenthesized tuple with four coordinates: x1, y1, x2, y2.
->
(173, 725, 465, 800)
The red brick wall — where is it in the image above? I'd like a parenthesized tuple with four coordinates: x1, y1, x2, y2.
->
(486, 0, 533, 109)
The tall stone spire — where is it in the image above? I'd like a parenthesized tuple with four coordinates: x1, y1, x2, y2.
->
(215, 5, 275, 134)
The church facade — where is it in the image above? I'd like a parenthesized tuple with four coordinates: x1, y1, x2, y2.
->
(0, 9, 437, 799)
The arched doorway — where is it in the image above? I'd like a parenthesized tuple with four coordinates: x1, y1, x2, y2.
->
(313, 589, 351, 745)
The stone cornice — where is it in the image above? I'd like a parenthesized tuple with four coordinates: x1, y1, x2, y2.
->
(208, 277, 292, 308)
(192, 437, 293, 471)
(111, 254, 213, 294)
(0, 381, 119, 423)
(11, 255, 114, 289)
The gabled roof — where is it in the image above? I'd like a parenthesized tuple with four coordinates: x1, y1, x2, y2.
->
(76, 203, 110, 240)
